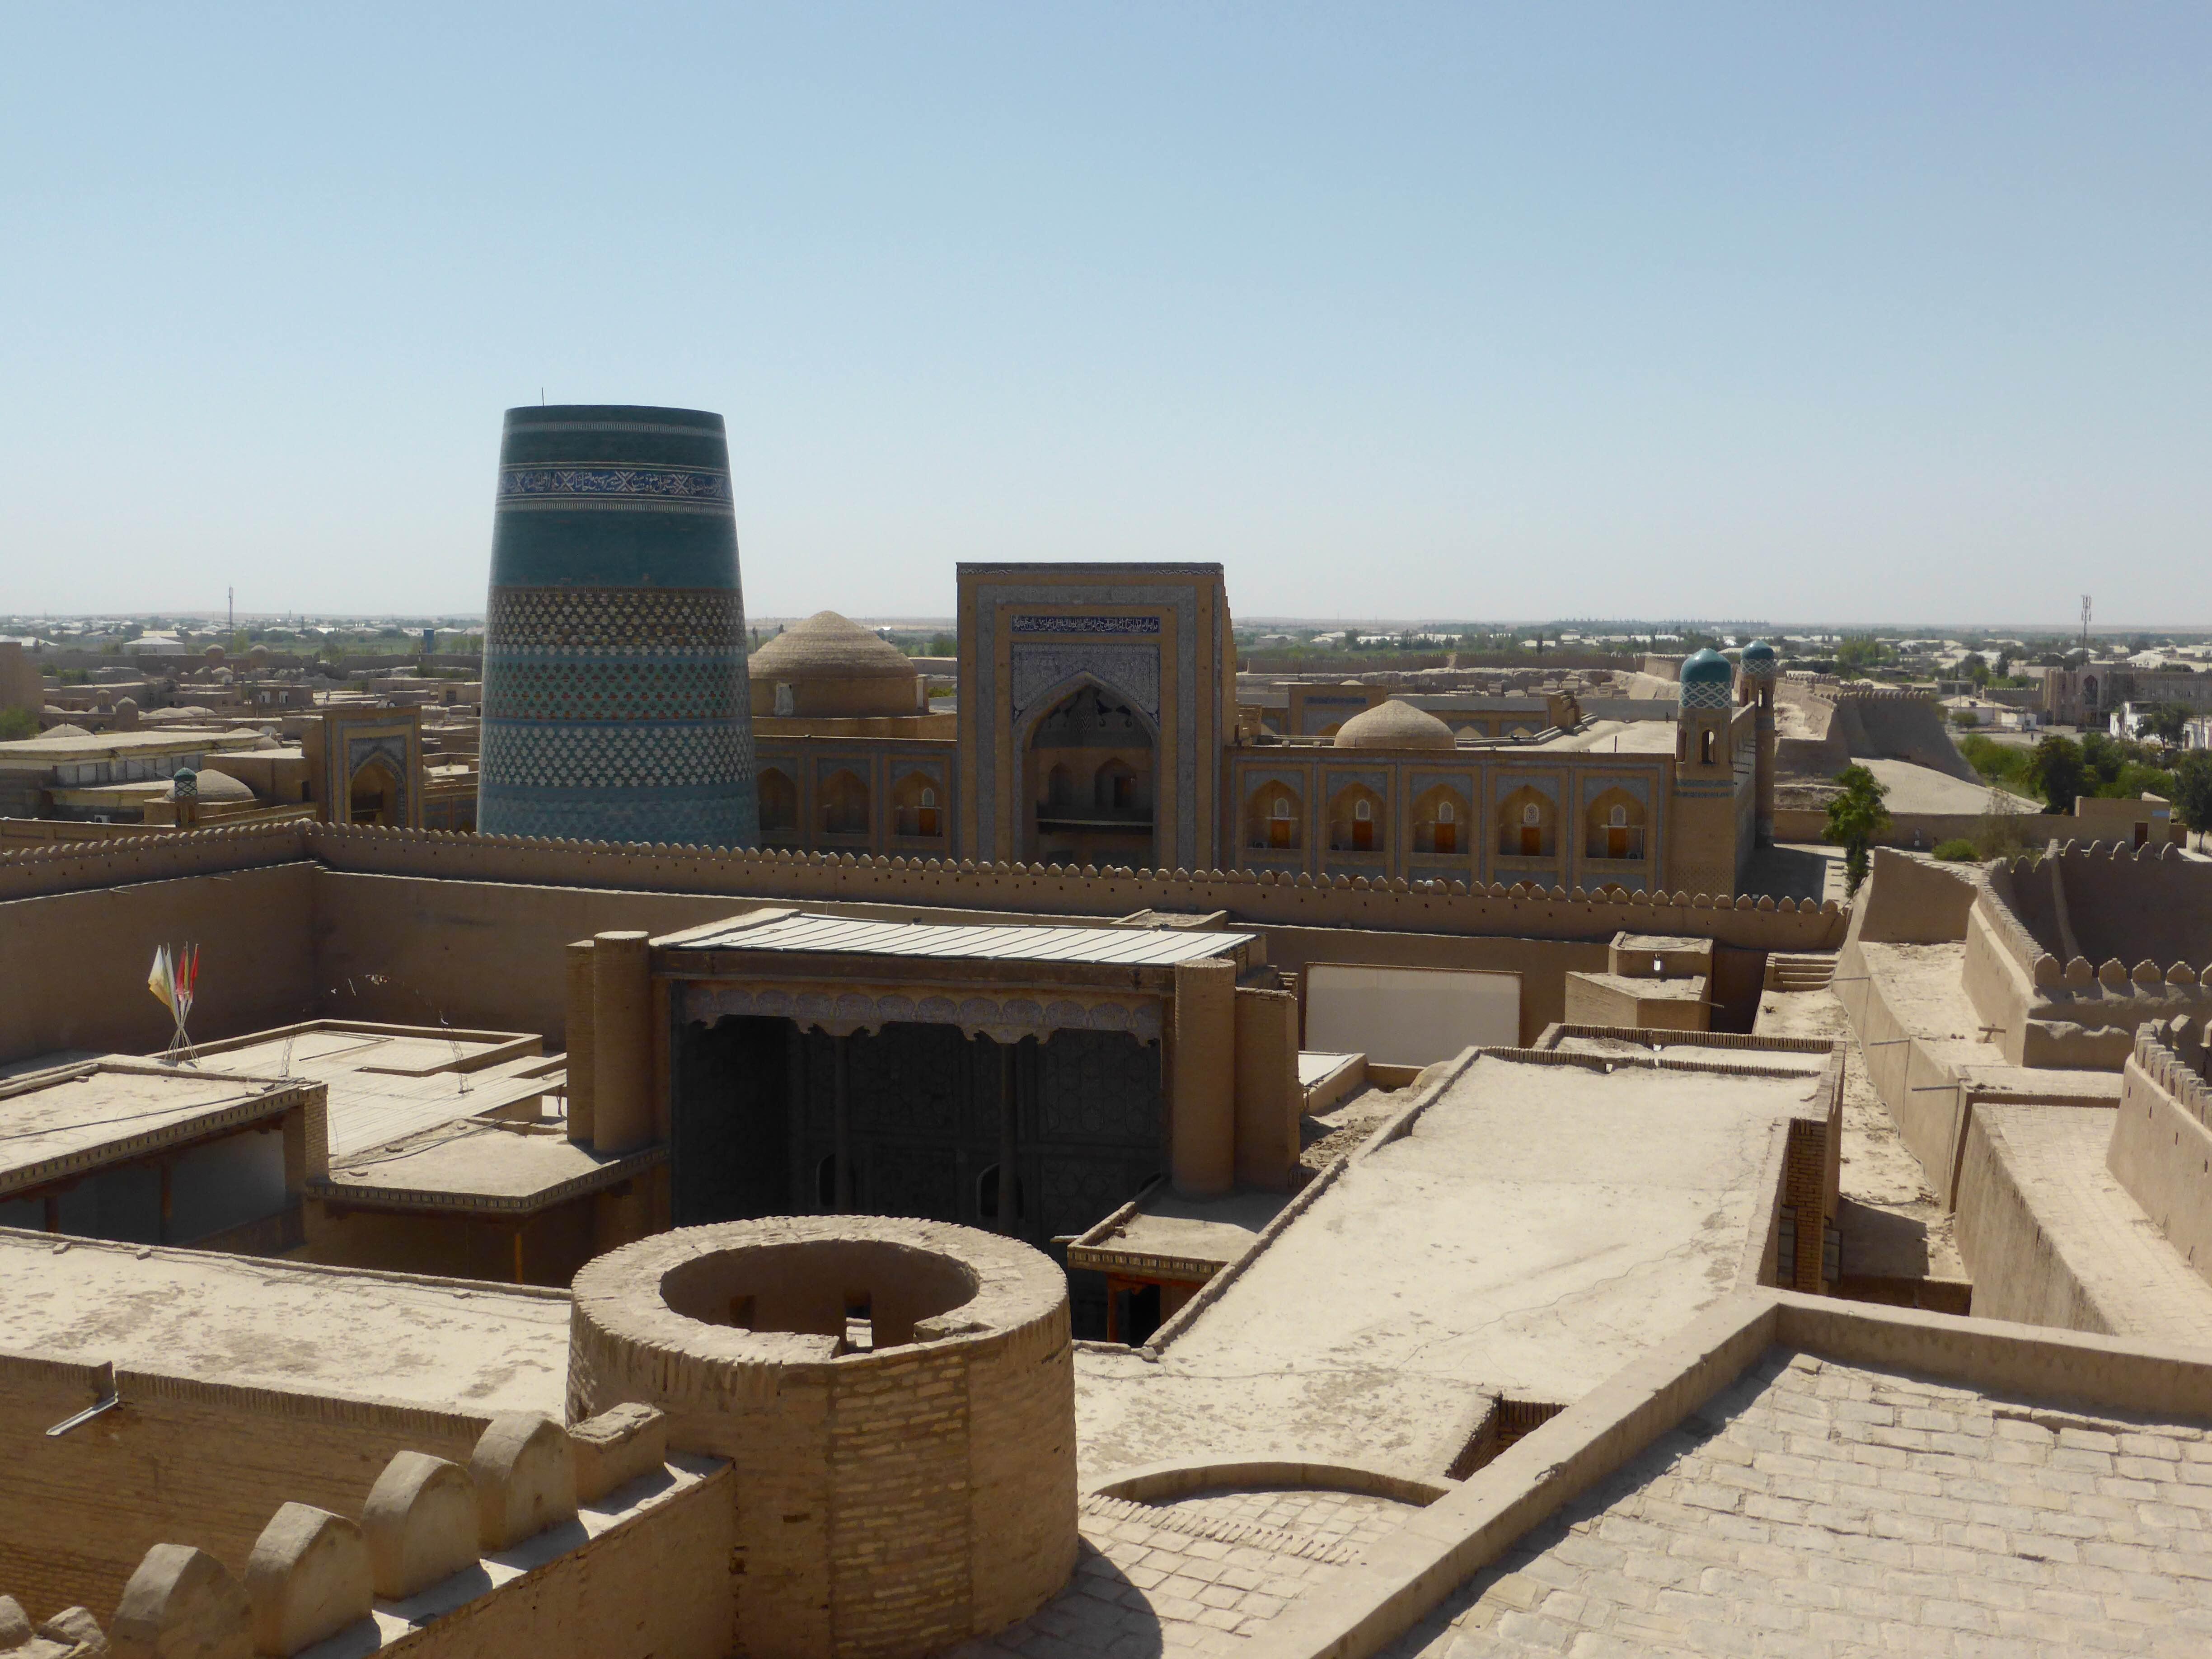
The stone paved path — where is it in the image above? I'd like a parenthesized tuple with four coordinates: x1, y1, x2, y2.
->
(948, 1487, 1420, 1659)
(1388, 1349, 2212, 1658)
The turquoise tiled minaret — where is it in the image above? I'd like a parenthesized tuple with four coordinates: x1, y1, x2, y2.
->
(477, 405, 759, 846)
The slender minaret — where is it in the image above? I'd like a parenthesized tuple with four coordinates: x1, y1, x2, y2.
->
(1740, 640, 1779, 846)
(477, 405, 759, 846)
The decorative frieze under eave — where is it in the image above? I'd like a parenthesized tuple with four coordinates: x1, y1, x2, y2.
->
(679, 978, 1165, 1045)
(1064, 1241, 1224, 1284)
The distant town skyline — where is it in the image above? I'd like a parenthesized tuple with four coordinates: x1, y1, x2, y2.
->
(3, 6, 2204, 621)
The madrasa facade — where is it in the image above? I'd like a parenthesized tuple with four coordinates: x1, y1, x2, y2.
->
(743, 567, 1769, 902)
(472, 404, 1769, 898)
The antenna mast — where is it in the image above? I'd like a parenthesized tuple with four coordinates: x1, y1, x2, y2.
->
(2079, 594, 2092, 656)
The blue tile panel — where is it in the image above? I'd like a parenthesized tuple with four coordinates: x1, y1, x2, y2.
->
(478, 405, 759, 847)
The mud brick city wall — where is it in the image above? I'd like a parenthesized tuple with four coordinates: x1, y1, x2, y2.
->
(0, 1352, 489, 1619)
(0, 859, 316, 1065)
(0, 822, 1846, 1062)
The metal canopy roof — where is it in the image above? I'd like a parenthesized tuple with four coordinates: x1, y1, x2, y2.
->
(665, 912, 1252, 968)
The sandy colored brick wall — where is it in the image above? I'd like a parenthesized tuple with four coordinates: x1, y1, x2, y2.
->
(0, 1354, 490, 1621)
(293, 825, 1844, 948)
(0, 858, 317, 1066)
(1847, 848, 1979, 945)
(1951, 1108, 2111, 1334)
(1232, 985, 1301, 1190)
(374, 1466, 736, 1659)
(2107, 1045, 2212, 1292)
(569, 1219, 1078, 1659)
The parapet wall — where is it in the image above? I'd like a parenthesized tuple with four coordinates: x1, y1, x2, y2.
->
(1993, 839, 2212, 970)
(3, 1390, 731, 1659)
(2106, 1026, 2212, 1294)
(1967, 844, 2212, 1068)
(0, 1345, 493, 1621)
(0, 821, 1848, 950)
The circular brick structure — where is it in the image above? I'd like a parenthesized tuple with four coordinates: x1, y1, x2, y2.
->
(568, 1217, 1077, 1659)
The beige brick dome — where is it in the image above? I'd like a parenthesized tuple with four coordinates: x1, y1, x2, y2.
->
(1334, 698, 1457, 751)
(169, 768, 253, 802)
(751, 611, 916, 682)
(749, 611, 922, 719)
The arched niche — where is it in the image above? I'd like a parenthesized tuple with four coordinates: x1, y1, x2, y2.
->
(1326, 783, 1384, 853)
(1496, 783, 1556, 858)
(1584, 785, 1647, 861)
(1242, 780, 1303, 850)
(1020, 680, 1157, 867)
(890, 771, 944, 839)
(1411, 783, 1470, 856)
(759, 767, 799, 836)
(348, 754, 403, 826)
(819, 767, 870, 838)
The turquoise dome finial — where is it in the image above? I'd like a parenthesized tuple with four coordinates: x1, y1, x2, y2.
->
(1680, 647, 1734, 709)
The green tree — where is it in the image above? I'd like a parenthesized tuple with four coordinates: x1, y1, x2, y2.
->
(0, 708, 38, 740)
(2027, 735, 2087, 813)
(1824, 764, 1893, 896)
(1834, 636, 1888, 678)
(2137, 704, 2192, 746)
(1958, 652, 1989, 687)
(2171, 750, 2212, 852)
(2079, 731, 2128, 792)
(1959, 733, 2032, 792)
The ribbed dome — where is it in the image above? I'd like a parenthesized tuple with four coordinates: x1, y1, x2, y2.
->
(1681, 648, 1733, 686)
(1334, 699, 1457, 751)
(169, 769, 253, 802)
(751, 612, 917, 682)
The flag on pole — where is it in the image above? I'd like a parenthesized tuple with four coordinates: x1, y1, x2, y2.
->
(150, 942, 199, 1059)
(175, 945, 198, 1027)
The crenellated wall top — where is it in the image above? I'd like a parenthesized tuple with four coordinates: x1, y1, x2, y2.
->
(0, 820, 1850, 947)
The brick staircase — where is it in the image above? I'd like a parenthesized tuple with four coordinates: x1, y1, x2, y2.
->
(1765, 952, 1837, 993)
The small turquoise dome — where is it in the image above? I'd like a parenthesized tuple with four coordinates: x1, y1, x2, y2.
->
(1680, 648, 1733, 685)
(1740, 640, 1777, 669)
(1679, 647, 1734, 711)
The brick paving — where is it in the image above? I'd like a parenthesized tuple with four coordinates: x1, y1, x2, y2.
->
(1153, 1487, 1419, 1556)
(949, 1487, 1419, 1659)
(1388, 1349, 2212, 1659)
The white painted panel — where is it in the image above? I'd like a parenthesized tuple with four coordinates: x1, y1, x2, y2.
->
(1303, 963, 1519, 1066)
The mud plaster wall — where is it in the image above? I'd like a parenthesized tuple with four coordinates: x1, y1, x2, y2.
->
(1952, 1109, 2113, 1336)
(2016, 845, 2212, 970)
(1261, 926, 1609, 1048)
(2108, 1053, 2212, 1290)
(0, 861, 318, 1067)
(0, 1354, 490, 1622)
(371, 1469, 736, 1659)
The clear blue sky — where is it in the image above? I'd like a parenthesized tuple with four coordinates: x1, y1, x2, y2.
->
(3, 5, 2205, 625)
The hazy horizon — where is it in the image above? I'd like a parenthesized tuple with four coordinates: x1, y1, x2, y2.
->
(4, 6, 2205, 622)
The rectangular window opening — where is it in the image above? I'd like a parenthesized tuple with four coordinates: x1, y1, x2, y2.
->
(844, 1290, 873, 1353)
